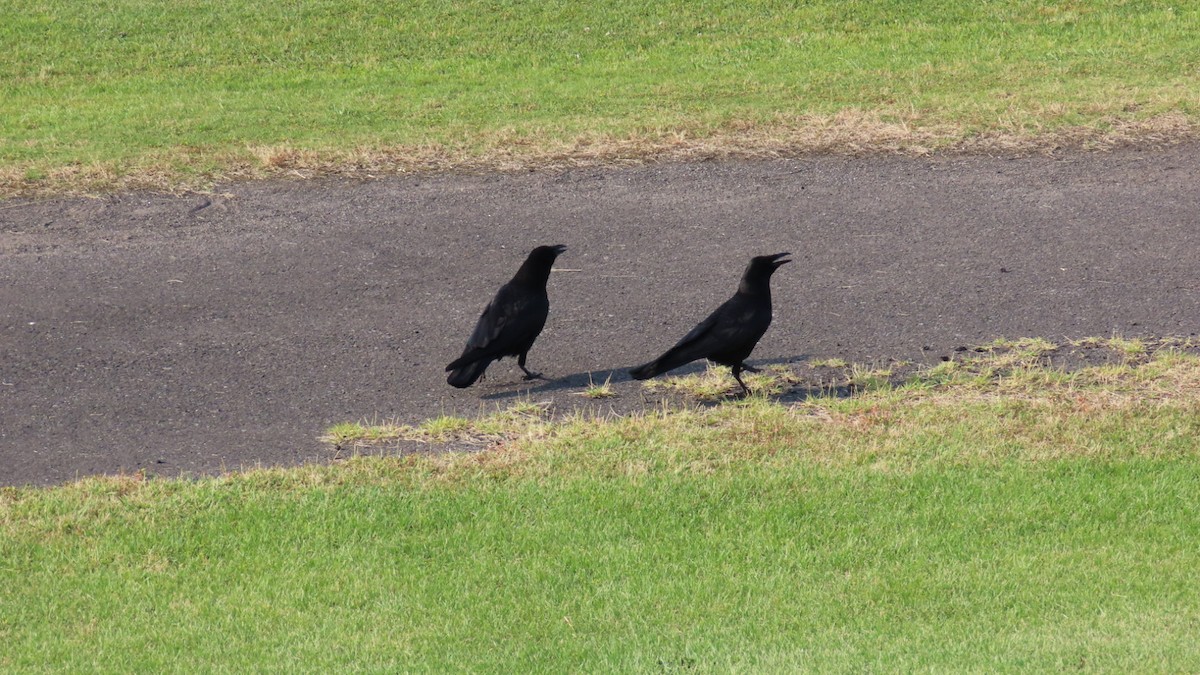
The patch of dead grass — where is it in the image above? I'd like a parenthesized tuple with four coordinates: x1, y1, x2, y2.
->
(4, 112, 1196, 198)
(640, 363, 801, 400)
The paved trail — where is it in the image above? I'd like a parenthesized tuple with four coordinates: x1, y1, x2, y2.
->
(3, 147, 1199, 485)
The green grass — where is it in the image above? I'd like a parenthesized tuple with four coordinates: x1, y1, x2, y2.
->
(641, 363, 801, 400)
(578, 373, 618, 399)
(4, 0, 1199, 194)
(5, 351, 1200, 670)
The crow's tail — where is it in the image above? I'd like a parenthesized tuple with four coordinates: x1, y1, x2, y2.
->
(446, 358, 490, 388)
(630, 343, 705, 380)
(628, 359, 662, 381)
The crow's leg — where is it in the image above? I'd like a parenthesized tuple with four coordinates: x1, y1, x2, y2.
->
(731, 364, 751, 396)
(518, 352, 543, 380)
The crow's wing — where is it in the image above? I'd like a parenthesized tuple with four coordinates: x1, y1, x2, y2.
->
(669, 310, 720, 352)
(631, 304, 727, 376)
(447, 284, 542, 371)
(632, 294, 771, 378)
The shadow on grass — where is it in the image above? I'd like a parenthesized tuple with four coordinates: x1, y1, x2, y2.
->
(475, 355, 821, 403)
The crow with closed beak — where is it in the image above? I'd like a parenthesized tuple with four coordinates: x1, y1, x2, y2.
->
(630, 252, 791, 394)
(446, 244, 567, 388)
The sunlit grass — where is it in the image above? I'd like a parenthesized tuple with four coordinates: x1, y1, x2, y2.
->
(577, 373, 618, 399)
(4, 0, 1199, 195)
(5, 346, 1200, 669)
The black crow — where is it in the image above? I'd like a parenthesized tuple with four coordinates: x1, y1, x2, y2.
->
(446, 244, 567, 388)
(630, 252, 791, 394)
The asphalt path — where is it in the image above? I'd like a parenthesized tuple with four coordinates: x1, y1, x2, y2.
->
(3, 147, 1199, 485)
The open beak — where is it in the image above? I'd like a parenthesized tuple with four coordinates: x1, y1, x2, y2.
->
(552, 244, 568, 256)
(769, 251, 792, 268)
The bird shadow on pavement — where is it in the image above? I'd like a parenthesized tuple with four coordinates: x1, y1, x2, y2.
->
(476, 355, 817, 403)
(475, 363, 649, 402)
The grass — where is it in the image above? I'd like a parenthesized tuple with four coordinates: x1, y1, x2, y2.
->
(4, 0, 1200, 195)
(5, 347, 1200, 669)
(577, 373, 618, 399)
(641, 363, 801, 400)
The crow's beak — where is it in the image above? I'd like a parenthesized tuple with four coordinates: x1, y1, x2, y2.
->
(552, 244, 568, 256)
(769, 251, 792, 267)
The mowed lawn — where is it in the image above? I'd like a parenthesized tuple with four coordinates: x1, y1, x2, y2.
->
(5, 349, 1200, 670)
(5, 1, 1200, 668)
(3, 0, 1199, 192)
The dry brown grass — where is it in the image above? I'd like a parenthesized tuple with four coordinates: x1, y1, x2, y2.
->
(3, 112, 1196, 199)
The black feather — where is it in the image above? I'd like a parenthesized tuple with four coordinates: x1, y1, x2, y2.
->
(630, 252, 790, 393)
(446, 244, 567, 388)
